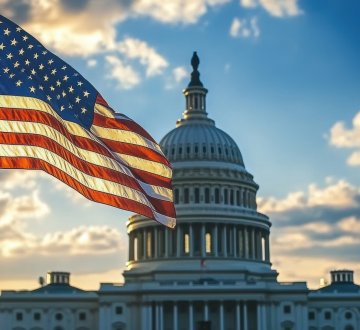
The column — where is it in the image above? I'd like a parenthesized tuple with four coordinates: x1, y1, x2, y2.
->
(236, 301, 241, 330)
(201, 223, 206, 257)
(262, 303, 267, 330)
(233, 225, 237, 257)
(257, 231, 262, 260)
(159, 303, 164, 330)
(265, 234, 270, 261)
(141, 304, 151, 330)
(251, 229, 255, 259)
(219, 302, 225, 330)
(173, 302, 178, 330)
(143, 229, 147, 259)
(189, 224, 193, 257)
(244, 302, 248, 330)
(204, 301, 209, 321)
(129, 233, 134, 260)
(244, 228, 249, 259)
(176, 225, 181, 257)
(213, 224, 218, 257)
(189, 302, 194, 330)
(257, 303, 262, 330)
(165, 229, 169, 257)
(154, 227, 158, 258)
(222, 225, 227, 257)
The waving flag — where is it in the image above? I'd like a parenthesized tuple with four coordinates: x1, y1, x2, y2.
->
(0, 16, 176, 228)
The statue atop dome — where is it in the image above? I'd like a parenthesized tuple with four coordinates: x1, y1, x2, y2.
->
(188, 51, 203, 87)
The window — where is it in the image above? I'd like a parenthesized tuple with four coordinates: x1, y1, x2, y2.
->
(324, 311, 332, 320)
(184, 188, 189, 203)
(224, 189, 228, 204)
(16, 312, 23, 321)
(79, 312, 86, 321)
(34, 312, 41, 321)
(115, 306, 123, 315)
(283, 305, 291, 314)
(194, 188, 200, 203)
(55, 313, 63, 321)
(215, 188, 220, 203)
(204, 188, 210, 203)
(345, 311, 352, 320)
(308, 311, 315, 320)
(230, 190, 234, 205)
(174, 189, 179, 204)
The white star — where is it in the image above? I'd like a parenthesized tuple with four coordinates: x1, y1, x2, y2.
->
(19, 48, 24, 55)
(44, 75, 49, 81)
(6, 53, 13, 59)
(13, 61, 19, 68)
(42, 50, 48, 55)
(56, 80, 61, 87)
(3, 67, 10, 73)
(63, 75, 69, 81)
(75, 96, 81, 103)
(16, 27, 21, 32)
(16, 80, 22, 86)
(60, 105, 65, 111)
(10, 38, 17, 46)
(83, 91, 90, 97)
(39, 85, 44, 90)
(61, 65, 67, 70)
(0, 43, 5, 50)
(28, 44, 33, 49)
(22, 35, 28, 41)
(29, 86, 36, 93)
(48, 59, 54, 65)
(81, 107, 87, 114)
(51, 69, 57, 75)
(47, 95, 52, 101)
(25, 59, 30, 66)
(4, 28, 10, 36)
(50, 86, 55, 91)
(57, 95, 61, 100)
(77, 81, 83, 86)
(9, 73, 15, 78)
(68, 86, 74, 93)
(62, 91, 66, 97)
(33, 53, 39, 59)
(31, 69, 36, 75)
(39, 64, 44, 70)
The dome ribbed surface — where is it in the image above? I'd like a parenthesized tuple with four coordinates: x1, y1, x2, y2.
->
(160, 123, 244, 165)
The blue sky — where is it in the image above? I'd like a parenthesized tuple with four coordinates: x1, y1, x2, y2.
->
(1, 0, 360, 290)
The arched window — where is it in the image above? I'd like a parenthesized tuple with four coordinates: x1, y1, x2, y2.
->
(204, 188, 210, 203)
(194, 188, 200, 203)
(174, 189, 179, 204)
(215, 188, 220, 204)
(184, 188, 189, 203)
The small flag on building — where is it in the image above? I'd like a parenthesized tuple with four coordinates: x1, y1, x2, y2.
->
(0, 15, 176, 228)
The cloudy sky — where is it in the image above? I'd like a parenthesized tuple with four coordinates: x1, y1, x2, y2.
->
(0, 0, 360, 290)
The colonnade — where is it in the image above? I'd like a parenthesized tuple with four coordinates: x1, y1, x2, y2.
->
(129, 223, 270, 263)
(138, 300, 268, 330)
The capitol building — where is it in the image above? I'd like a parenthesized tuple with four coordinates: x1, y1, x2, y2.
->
(0, 53, 359, 330)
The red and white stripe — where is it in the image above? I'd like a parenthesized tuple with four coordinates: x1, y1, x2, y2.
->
(0, 95, 176, 228)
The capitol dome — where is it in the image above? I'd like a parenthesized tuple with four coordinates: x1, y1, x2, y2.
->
(125, 52, 273, 282)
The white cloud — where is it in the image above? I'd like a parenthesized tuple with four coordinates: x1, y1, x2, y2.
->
(258, 179, 360, 213)
(329, 111, 360, 167)
(105, 55, 141, 90)
(230, 17, 260, 39)
(117, 38, 168, 77)
(0, 169, 38, 190)
(165, 66, 189, 89)
(240, 0, 302, 17)
(87, 59, 97, 67)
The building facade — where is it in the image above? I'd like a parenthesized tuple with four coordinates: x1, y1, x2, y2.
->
(0, 53, 359, 330)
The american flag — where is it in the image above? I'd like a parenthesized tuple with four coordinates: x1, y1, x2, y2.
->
(0, 15, 176, 228)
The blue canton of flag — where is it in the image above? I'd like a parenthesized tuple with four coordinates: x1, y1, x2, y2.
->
(0, 16, 96, 129)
